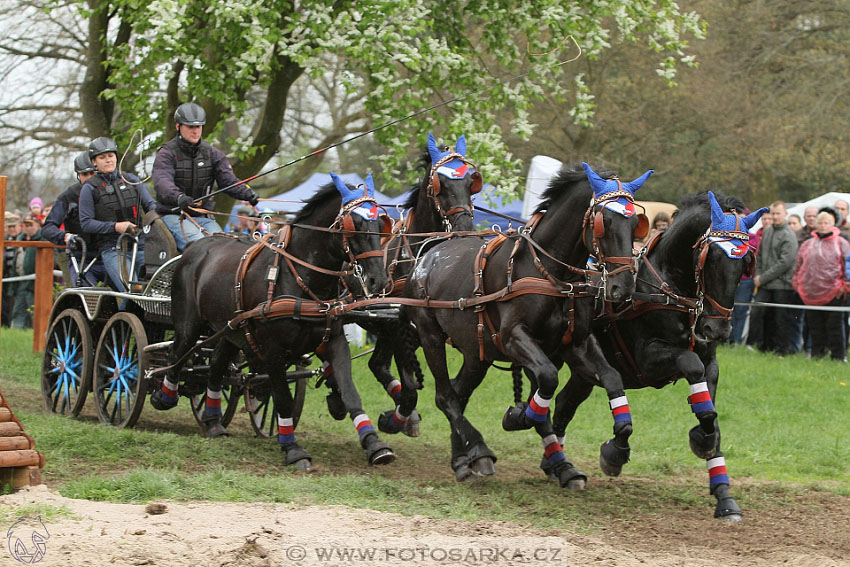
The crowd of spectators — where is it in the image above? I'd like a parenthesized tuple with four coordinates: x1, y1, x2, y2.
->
(3, 202, 48, 329)
(730, 198, 850, 362)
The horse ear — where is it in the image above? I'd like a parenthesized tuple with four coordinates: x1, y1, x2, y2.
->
(330, 171, 357, 204)
(708, 191, 726, 228)
(741, 207, 769, 232)
(581, 162, 608, 196)
(364, 173, 376, 197)
(455, 134, 467, 156)
(427, 133, 442, 164)
(623, 169, 654, 195)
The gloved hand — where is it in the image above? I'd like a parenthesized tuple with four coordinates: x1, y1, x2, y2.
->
(243, 188, 260, 207)
(66, 234, 81, 251)
(178, 194, 196, 211)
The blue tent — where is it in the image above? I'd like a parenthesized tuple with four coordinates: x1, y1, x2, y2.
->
(471, 183, 526, 231)
(227, 172, 393, 228)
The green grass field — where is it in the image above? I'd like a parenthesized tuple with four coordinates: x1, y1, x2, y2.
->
(1, 326, 848, 530)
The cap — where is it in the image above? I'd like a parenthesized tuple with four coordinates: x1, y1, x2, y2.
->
(29, 197, 43, 210)
(5, 211, 21, 224)
(22, 216, 38, 225)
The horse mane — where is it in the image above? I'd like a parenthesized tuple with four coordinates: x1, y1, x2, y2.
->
(533, 163, 616, 215)
(402, 150, 434, 210)
(292, 182, 342, 224)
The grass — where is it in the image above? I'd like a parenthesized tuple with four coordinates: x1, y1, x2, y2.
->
(1, 325, 849, 531)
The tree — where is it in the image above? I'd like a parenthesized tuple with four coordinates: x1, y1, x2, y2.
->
(1, 0, 704, 208)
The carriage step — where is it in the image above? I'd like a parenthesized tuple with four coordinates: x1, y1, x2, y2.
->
(144, 341, 174, 353)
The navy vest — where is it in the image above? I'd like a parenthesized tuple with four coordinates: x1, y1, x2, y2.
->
(162, 137, 215, 200)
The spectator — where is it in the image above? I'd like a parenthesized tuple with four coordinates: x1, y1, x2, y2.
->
(792, 211, 850, 361)
(10, 217, 44, 328)
(42, 151, 109, 286)
(817, 206, 850, 243)
(798, 206, 818, 245)
(788, 213, 802, 233)
(27, 197, 46, 226)
(649, 211, 671, 238)
(2, 212, 22, 327)
(835, 199, 850, 238)
(79, 137, 157, 291)
(152, 102, 259, 251)
(748, 201, 800, 355)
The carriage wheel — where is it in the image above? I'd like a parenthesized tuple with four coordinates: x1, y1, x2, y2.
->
(92, 312, 148, 428)
(244, 372, 307, 438)
(41, 309, 93, 416)
(189, 360, 243, 429)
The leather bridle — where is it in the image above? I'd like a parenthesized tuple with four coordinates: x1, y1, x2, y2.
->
(427, 151, 482, 231)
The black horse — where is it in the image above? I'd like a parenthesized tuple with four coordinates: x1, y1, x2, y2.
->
(546, 191, 766, 520)
(328, 133, 481, 437)
(404, 163, 652, 483)
(151, 173, 393, 469)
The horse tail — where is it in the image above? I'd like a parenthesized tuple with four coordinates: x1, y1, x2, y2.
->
(511, 364, 524, 405)
(401, 322, 425, 389)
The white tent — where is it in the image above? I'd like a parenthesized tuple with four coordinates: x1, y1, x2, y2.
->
(522, 155, 564, 219)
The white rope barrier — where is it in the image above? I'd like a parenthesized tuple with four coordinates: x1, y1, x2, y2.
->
(2, 270, 64, 283)
(737, 301, 850, 313)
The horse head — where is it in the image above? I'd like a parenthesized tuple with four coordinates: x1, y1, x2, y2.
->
(582, 162, 653, 302)
(694, 191, 767, 342)
(420, 132, 480, 231)
(331, 171, 390, 297)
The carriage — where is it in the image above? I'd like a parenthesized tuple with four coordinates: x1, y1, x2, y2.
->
(39, 214, 313, 434)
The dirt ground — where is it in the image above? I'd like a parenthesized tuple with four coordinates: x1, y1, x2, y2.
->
(2, 484, 849, 567)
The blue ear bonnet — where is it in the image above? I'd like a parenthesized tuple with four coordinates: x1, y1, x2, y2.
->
(707, 191, 768, 259)
(428, 133, 474, 179)
(330, 170, 378, 219)
(582, 162, 653, 217)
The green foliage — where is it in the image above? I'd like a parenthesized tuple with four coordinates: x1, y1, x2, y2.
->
(94, 0, 704, 193)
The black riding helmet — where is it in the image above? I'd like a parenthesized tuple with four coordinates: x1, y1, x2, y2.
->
(74, 151, 96, 174)
(175, 102, 206, 126)
(88, 137, 118, 159)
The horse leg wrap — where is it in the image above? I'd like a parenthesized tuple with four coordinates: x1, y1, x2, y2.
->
(150, 378, 179, 410)
(688, 381, 716, 414)
(502, 392, 549, 431)
(711, 482, 742, 521)
(378, 407, 409, 435)
(707, 453, 730, 491)
(203, 388, 222, 418)
(277, 416, 296, 446)
(689, 423, 719, 460)
(609, 394, 631, 426)
(386, 379, 402, 403)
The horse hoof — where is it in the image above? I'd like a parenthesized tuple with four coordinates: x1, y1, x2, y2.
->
(292, 458, 312, 471)
(455, 465, 483, 482)
(470, 457, 496, 477)
(599, 453, 622, 477)
(150, 389, 178, 411)
(689, 425, 719, 459)
(566, 478, 587, 490)
(501, 404, 533, 431)
(204, 422, 230, 438)
(369, 447, 395, 466)
(403, 410, 421, 438)
(718, 512, 742, 523)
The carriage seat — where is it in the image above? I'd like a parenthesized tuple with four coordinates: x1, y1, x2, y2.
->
(142, 210, 179, 275)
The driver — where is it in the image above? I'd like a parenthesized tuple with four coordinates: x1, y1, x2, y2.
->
(79, 137, 156, 291)
(41, 151, 108, 286)
(152, 102, 259, 251)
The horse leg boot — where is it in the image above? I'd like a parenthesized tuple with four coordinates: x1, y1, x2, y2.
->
(271, 370, 311, 471)
(501, 332, 559, 432)
(684, 356, 720, 459)
(377, 331, 421, 437)
(707, 452, 742, 521)
(536, 421, 586, 490)
(326, 333, 394, 465)
(450, 360, 496, 477)
(199, 340, 237, 438)
(150, 328, 200, 410)
(599, 389, 633, 477)
(542, 373, 593, 485)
